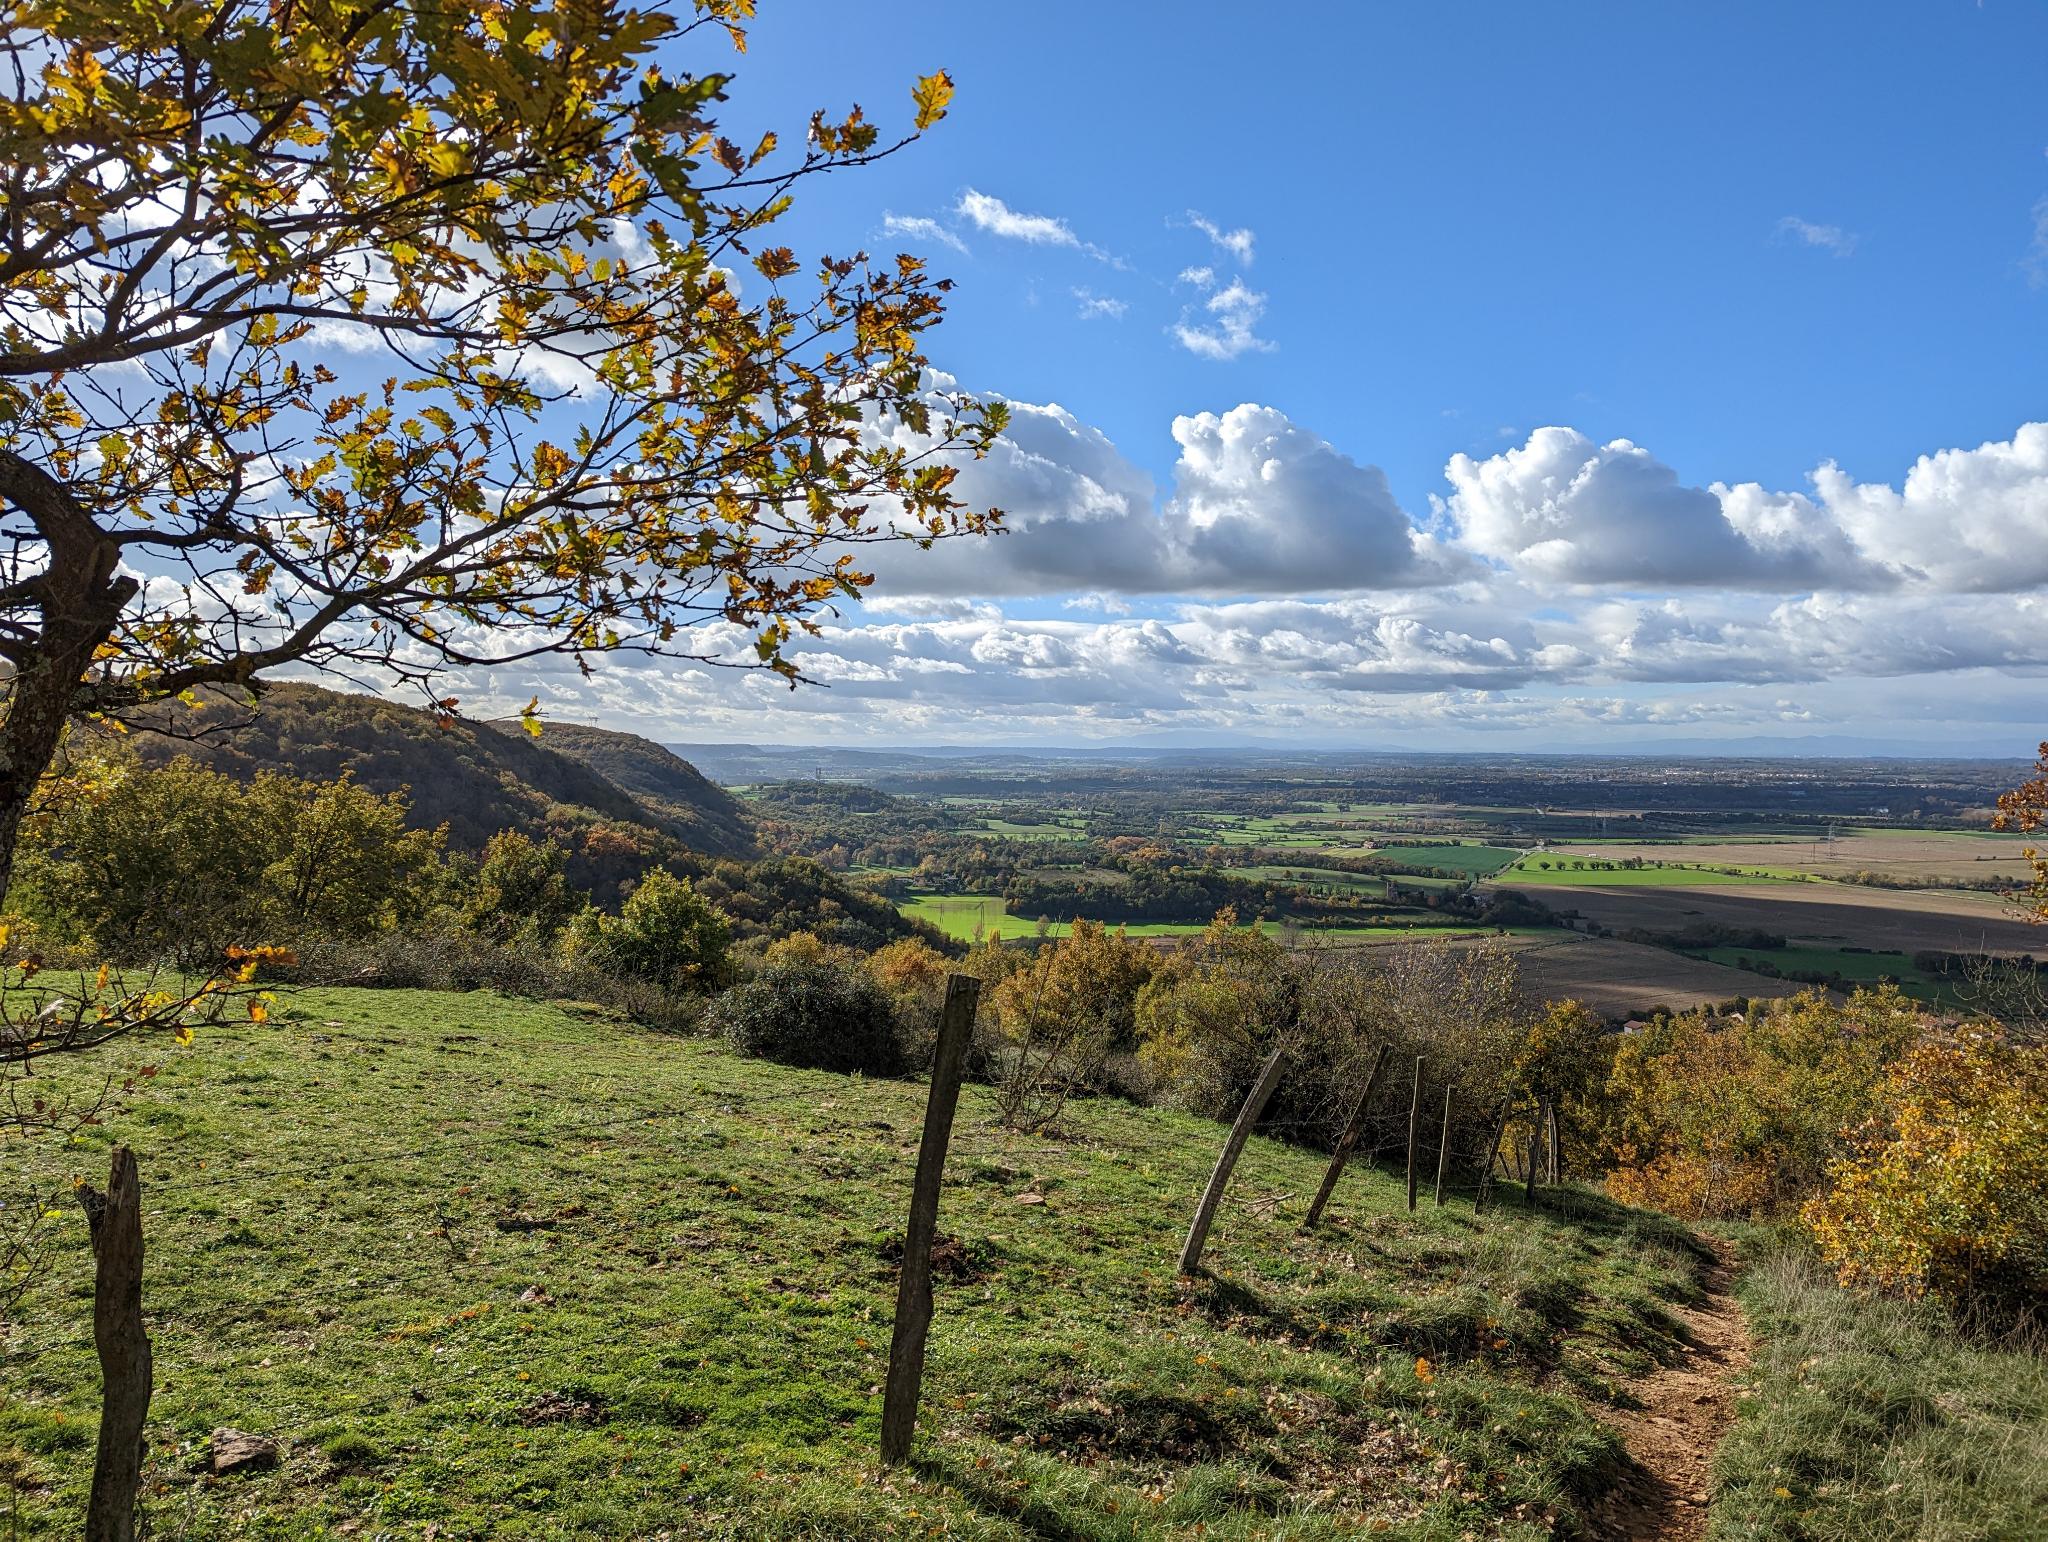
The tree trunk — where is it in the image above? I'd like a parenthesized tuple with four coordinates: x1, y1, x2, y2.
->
(0, 447, 142, 900)
(84, 1146, 151, 1542)
(1179, 1043, 1288, 1275)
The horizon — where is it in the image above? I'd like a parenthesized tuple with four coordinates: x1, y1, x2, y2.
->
(443, 0, 2048, 756)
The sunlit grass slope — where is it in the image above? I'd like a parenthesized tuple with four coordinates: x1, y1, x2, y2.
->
(4, 989, 1712, 1540)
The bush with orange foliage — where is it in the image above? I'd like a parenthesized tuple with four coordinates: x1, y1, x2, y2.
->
(1803, 1029, 2048, 1312)
(1604, 988, 1920, 1219)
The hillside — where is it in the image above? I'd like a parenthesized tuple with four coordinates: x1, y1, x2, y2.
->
(6, 986, 1715, 1540)
(511, 720, 758, 860)
(123, 684, 757, 862)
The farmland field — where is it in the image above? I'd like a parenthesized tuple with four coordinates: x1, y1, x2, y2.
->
(1499, 858, 1802, 887)
(1524, 829, 2039, 884)
(1524, 881, 2043, 957)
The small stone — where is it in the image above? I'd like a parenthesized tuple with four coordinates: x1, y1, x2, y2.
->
(210, 1428, 278, 1476)
(1013, 1192, 1046, 1206)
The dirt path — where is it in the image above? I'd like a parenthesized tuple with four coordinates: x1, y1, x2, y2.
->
(1589, 1238, 1752, 1541)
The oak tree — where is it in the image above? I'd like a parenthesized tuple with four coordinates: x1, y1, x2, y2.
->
(0, 0, 1003, 896)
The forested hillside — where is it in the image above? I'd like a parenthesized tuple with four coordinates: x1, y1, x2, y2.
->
(122, 684, 756, 861)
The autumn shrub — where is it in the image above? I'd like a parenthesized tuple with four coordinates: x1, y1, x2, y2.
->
(707, 960, 906, 1076)
(985, 918, 1156, 1128)
(19, 755, 443, 965)
(1134, 911, 1298, 1119)
(1803, 1029, 2048, 1316)
(558, 867, 733, 991)
(1603, 988, 1920, 1219)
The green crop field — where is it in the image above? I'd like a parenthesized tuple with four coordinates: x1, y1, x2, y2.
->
(2, 987, 1727, 1540)
(1368, 844, 1521, 877)
(900, 892, 1016, 939)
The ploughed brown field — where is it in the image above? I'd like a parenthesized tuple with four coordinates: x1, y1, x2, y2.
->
(1536, 829, 2039, 883)
(1502, 934, 1802, 1017)
(1526, 881, 2042, 957)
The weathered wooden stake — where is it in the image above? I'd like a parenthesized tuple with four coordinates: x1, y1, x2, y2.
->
(880, 973, 981, 1466)
(1405, 1056, 1423, 1212)
(1179, 1042, 1289, 1275)
(84, 1146, 151, 1542)
(1474, 1106, 1507, 1214)
(1546, 1099, 1561, 1184)
(1302, 1044, 1388, 1230)
(1524, 1108, 1539, 1204)
(1433, 1084, 1454, 1206)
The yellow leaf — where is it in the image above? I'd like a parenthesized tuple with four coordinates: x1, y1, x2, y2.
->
(911, 69, 954, 131)
(174, 1025, 194, 1047)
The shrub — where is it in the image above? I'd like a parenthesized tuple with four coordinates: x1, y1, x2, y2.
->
(1803, 1029, 2048, 1316)
(559, 868, 732, 990)
(1604, 988, 1921, 1219)
(707, 961, 906, 1075)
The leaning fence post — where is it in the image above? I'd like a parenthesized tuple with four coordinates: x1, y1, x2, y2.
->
(84, 1146, 151, 1542)
(1405, 1056, 1423, 1212)
(1179, 1041, 1289, 1275)
(880, 972, 981, 1466)
(1474, 1105, 1507, 1214)
(1302, 1044, 1388, 1230)
(1433, 1084, 1454, 1206)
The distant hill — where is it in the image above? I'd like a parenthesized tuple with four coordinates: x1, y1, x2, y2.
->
(517, 721, 755, 858)
(110, 685, 936, 949)
(124, 683, 754, 861)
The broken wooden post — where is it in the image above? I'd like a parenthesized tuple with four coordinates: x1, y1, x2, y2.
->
(1546, 1098, 1561, 1184)
(1433, 1084, 1454, 1206)
(1302, 1043, 1388, 1230)
(84, 1146, 151, 1542)
(880, 972, 980, 1466)
(1179, 1041, 1288, 1275)
(1405, 1056, 1424, 1212)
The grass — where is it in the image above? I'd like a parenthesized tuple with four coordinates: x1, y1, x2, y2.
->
(1368, 846, 1521, 879)
(1713, 1246, 2048, 1542)
(1, 987, 1719, 1540)
(899, 893, 1511, 947)
(900, 892, 1016, 940)
(1686, 945, 1943, 996)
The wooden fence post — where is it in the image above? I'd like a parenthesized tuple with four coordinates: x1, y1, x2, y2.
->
(880, 973, 981, 1466)
(1179, 1042, 1288, 1275)
(1433, 1085, 1454, 1206)
(1524, 1106, 1539, 1204)
(1302, 1044, 1387, 1230)
(1404, 1056, 1423, 1212)
(1546, 1099, 1561, 1184)
(1474, 1106, 1507, 1214)
(84, 1146, 151, 1542)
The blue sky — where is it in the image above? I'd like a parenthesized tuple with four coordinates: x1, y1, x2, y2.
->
(492, 1, 2048, 752)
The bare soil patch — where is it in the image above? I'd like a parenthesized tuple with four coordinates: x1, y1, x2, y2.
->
(1543, 883, 2041, 956)
(1589, 1239, 1751, 1541)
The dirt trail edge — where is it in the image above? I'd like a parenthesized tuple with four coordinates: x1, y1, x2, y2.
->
(1589, 1237, 1752, 1541)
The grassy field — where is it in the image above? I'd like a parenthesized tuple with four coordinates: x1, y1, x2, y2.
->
(1687, 944, 1938, 992)
(1368, 845, 1522, 878)
(1, 988, 1721, 1540)
(1713, 1246, 2047, 1541)
(900, 892, 1016, 939)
